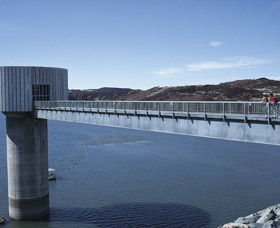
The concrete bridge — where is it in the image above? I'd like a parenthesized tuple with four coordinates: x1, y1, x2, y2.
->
(34, 100, 280, 145)
(0, 66, 279, 221)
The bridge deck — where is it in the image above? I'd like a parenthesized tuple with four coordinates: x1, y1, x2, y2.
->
(34, 101, 280, 124)
(33, 101, 280, 145)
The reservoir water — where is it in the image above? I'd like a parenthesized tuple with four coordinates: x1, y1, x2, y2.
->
(0, 113, 280, 228)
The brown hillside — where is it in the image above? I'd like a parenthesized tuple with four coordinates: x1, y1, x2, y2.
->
(69, 77, 280, 101)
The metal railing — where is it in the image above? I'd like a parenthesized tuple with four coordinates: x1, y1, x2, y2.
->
(34, 100, 280, 119)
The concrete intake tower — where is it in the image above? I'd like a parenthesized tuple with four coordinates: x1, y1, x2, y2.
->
(0, 66, 68, 220)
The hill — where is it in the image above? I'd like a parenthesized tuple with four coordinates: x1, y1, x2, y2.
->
(68, 77, 280, 101)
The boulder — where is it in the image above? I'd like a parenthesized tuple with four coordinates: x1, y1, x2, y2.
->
(218, 204, 280, 228)
(235, 214, 260, 224)
(248, 223, 267, 228)
(222, 223, 249, 228)
(256, 210, 276, 224)
(262, 220, 276, 228)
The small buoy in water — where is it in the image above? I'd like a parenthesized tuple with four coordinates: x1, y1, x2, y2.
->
(48, 168, 57, 181)
(0, 216, 6, 225)
(48, 173, 57, 181)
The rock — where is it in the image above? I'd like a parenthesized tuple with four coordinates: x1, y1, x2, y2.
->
(218, 204, 280, 228)
(256, 210, 276, 224)
(235, 214, 260, 224)
(248, 223, 267, 228)
(222, 223, 249, 228)
(262, 220, 276, 228)
(272, 217, 280, 227)
(273, 207, 280, 216)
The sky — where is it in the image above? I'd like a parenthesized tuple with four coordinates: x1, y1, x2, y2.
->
(0, 0, 279, 89)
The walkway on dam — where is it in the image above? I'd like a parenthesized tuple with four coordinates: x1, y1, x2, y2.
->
(34, 100, 279, 123)
(33, 101, 280, 146)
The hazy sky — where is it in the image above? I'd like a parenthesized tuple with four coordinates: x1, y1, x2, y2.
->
(0, 0, 279, 89)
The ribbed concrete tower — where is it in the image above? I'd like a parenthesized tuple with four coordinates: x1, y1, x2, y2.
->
(0, 66, 68, 220)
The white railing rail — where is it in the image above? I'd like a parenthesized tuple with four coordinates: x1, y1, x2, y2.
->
(34, 100, 280, 118)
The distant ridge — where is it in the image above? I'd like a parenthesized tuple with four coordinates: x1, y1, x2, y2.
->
(69, 77, 280, 101)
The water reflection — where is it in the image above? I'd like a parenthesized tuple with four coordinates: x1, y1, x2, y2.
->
(48, 203, 211, 228)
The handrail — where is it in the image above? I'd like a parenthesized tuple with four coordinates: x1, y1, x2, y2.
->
(34, 100, 279, 118)
(40, 100, 262, 104)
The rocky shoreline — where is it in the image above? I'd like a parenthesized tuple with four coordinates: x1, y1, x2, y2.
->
(218, 204, 280, 228)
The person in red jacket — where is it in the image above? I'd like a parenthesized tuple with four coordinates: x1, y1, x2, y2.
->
(269, 93, 278, 103)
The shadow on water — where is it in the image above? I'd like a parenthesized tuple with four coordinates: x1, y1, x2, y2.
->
(47, 203, 211, 228)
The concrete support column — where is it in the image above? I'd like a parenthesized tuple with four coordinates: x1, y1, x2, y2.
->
(5, 113, 49, 220)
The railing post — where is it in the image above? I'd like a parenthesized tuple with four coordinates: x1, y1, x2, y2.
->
(268, 102, 270, 124)
(187, 102, 190, 119)
(204, 102, 206, 120)
(171, 102, 174, 118)
(244, 103, 247, 123)
(124, 102, 126, 115)
(223, 102, 225, 121)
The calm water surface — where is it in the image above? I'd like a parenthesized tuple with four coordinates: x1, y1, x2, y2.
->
(0, 113, 280, 228)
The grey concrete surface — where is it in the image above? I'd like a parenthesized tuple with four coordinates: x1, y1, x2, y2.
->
(0, 66, 68, 220)
(6, 113, 49, 220)
(35, 109, 280, 146)
(0, 66, 68, 112)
